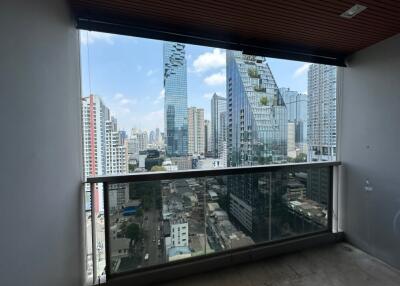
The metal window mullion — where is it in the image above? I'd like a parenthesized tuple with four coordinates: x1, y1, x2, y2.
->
(90, 182, 97, 285)
(104, 182, 111, 279)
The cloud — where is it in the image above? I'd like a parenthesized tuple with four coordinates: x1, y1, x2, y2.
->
(146, 69, 159, 77)
(193, 48, 226, 73)
(203, 93, 214, 100)
(204, 71, 226, 86)
(120, 98, 131, 105)
(80, 31, 114, 45)
(113, 93, 124, 100)
(153, 89, 165, 104)
(143, 109, 164, 130)
(113, 93, 137, 106)
(136, 65, 143, 72)
(293, 63, 311, 78)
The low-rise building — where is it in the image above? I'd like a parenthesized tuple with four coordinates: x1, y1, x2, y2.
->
(170, 219, 189, 247)
(111, 238, 130, 259)
(167, 246, 191, 262)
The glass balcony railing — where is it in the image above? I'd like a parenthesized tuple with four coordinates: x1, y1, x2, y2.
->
(85, 161, 340, 283)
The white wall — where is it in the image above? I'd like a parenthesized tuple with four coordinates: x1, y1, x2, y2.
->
(0, 0, 84, 285)
(340, 33, 400, 269)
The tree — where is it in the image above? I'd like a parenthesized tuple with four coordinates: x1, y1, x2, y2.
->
(126, 223, 143, 244)
(128, 164, 137, 172)
(287, 153, 307, 163)
(150, 165, 166, 172)
(294, 153, 307, 163)
(260, 96, 269, 106)
(135, 208, 143, 218)
(248, 67, 259, 78)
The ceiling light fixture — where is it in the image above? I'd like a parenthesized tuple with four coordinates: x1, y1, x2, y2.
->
(340, 4, 367, 19)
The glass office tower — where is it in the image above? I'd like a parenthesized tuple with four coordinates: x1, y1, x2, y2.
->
(163, 42, 188, 156)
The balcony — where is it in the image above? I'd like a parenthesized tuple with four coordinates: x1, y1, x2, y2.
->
(2, 1, 400, 286)
(85, 161, 346, 285)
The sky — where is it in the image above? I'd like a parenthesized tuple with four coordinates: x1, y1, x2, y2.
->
(80, 31, 311, 132)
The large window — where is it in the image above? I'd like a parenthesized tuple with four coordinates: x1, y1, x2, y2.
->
(80, 30, 337, 278)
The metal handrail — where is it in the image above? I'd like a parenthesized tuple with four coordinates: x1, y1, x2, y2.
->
(86, 161, 341, 183)
(86, 160, 341, 284)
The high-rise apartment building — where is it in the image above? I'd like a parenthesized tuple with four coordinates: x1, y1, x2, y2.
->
(138, 131, 148, 151)
(287, 122, 296, 158)
(118, 130, 127, 145)
(149, 130, 155, 145)
(82, 95, 128, 213)
(188, 107, 205, 155)
(105, 117, 128, 174)
(127, 128, 139, 166)
(227, 51, 287, 167)
(210, 93, 226, 158)
(155, 128, 161, 144)
(163, 42, 188, 157)
(204, 119, 211, 156)
(82, 95, 108, 213)
(279, 88, 307, 145)
(218, 111, 227, 167)
(307, 64, 336, 161)
(105, 118, 129, 210)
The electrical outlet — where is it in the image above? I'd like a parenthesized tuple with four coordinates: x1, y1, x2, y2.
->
(364, 179, 373, 192)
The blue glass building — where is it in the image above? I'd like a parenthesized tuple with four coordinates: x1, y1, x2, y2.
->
(163, 42, 188, 156)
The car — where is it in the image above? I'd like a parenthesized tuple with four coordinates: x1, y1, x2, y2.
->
(144, 253, 149, 261)
(157, 239, 161, 246)
(152, 236, 156, 242)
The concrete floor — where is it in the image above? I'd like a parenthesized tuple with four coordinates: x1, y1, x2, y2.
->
(156, 243, 400, 286)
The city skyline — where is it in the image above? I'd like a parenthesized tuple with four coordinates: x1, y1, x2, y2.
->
(79, 32, 337, 273)
(80, 31, 312, 133)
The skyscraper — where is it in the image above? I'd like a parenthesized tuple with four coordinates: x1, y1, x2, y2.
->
(279, 88, 307, 146)
(163, 42, 188, 157)
(155, 128, 161, 144)
(82, 95, 108, 213)
(307, 64, 336, 161)
(105, 117, 128, 175)
(218, 111, 227, 167)
(105, 117, 129, 211)
(137, 130, 148, 151)
(82, 94, 128, 213)
(227, 51, 287, 167)
(226, 51, 288, 242)
(287, 122, 296, 158)
(149, 130, 155, 145)
(210, 93, 226, 158)
(188, 107, 205, 155)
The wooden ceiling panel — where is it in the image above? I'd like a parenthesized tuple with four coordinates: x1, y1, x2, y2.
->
(69, 0, 400, 65)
